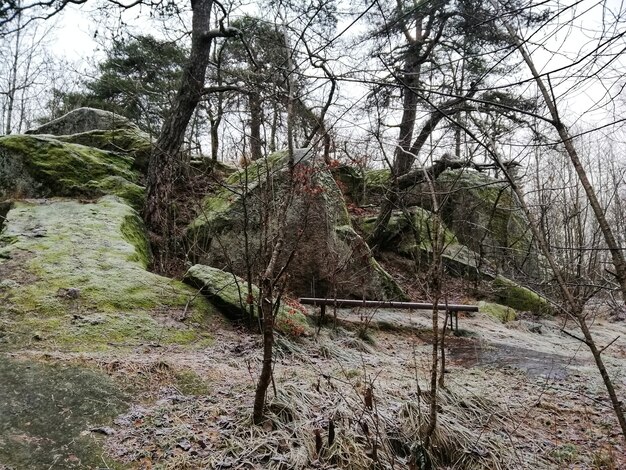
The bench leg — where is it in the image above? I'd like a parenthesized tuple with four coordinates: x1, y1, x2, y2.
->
(317, 304, 326, 332)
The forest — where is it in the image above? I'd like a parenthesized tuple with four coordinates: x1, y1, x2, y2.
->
(0, 0, 626, 468)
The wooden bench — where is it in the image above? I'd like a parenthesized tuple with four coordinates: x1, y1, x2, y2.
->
(298, 298, 479, 333)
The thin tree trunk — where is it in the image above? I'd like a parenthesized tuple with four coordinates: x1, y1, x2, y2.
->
(5, 5, 21, 135)
(480, 126, 626, 439)
(494, 14, 626, 438)
(369, 90, 475, 249)
(249, 91, 262, 160)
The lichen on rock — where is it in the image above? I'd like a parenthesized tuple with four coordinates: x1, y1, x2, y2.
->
(0, 134, 142, 207)
(26, 107, 140, 136)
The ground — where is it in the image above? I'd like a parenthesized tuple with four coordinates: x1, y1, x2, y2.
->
(2, 301, 623, 469)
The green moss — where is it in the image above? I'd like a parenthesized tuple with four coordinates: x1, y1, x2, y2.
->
(364, 168, 391, 189)
(0, 197, 216, 352)
(331, 164, 364, 202)
(87, 176, 145, 210)
(54, 127, 152, 171)
(120, 212, 152, 266)
(356, 207, 457, 253)
(0, 307, 213, 352)
(0, 134, 138, 199)
(492, 276, 552, 315)
(478, 301, 517, 323)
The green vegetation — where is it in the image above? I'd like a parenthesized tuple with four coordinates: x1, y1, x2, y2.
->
(479, 301, 517, 323)
(0, 197, 215, 351)
(492, 276, 553, 315)
(0, 134, 142, 206)
(184, 264, 311, 336)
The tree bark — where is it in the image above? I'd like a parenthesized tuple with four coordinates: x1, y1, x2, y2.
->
(249, 91, 263, 160)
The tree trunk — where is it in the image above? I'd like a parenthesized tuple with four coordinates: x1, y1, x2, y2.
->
(5, 5, 21, 135)
(368, 89, 475, 249)
(145, 0, 238, 237)
(252, 276, 275, 424)
(249, 91, 263, 160)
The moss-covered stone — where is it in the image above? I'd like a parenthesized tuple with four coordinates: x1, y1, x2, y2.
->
(27, 107, 139, 135)
(431, 169, 540, 278)
(491, 276, 553, 315)
(0, 196, 215, 351)
(183, 264, 311, 336)
(188, 151, 404, 299)
(354, 207, 495, 280)
(0, 356, 128, 469)
(0, 134, 142, 207)
(334, 225, 407, 300)
(365, 168, 391, 190)
(479, 301, 517, 323)
(54, 127, 152, 172)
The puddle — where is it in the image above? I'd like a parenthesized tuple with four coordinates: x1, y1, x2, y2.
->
(448, 341, 575, 380)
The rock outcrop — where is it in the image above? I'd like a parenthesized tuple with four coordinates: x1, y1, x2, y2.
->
(0, 134, 144, 208)
(337, 165, 543, 279)
(0, 196, 215, 350)
(188, 150, 406, 300)
(26, 107, 140, 135)
(26, 107, 152, 172)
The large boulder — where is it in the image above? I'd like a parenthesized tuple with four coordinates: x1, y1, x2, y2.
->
(26, 108, 153, 172)
(187, 150, 406, 300)
(26, 107, 139, 135)
(431, 169, 541, 278)
(337, 166, 542, 279)
(354, 207, 553, 315)
(0, 196, 215, 350)
(0, 134, 144, 209)
(354, 207, 494, 279)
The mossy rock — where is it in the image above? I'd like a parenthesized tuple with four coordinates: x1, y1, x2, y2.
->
(0, 134, 143, 208)
(432, 169, 540, 278)
(54, 127, 153, 173)
(0, 196, 215, 351)
(190, 157, 238, 175)
(331, 166, 391, 206)
(354, 207, 495, 280)
(334, 225, 408, 300)
(491, 276, 553, 315)
(355, 207, 457, 252)
(345, 166, 543, 280)
(0, 356, 128, 469)
(183, 264, 311, 336)
(188, 151, 405, 300)
(27, 107, 139, 136)
(479, 301, 517, 323)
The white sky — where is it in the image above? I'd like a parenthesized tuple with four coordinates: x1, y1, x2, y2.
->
(25, 0, 626, 156)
